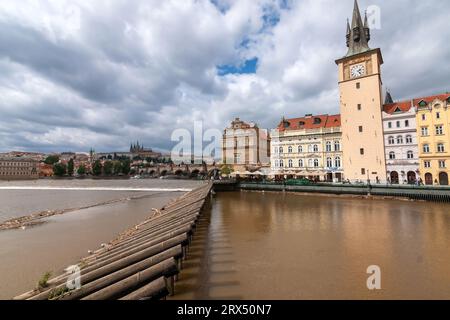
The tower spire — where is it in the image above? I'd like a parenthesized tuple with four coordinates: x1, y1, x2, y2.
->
(385, 89, 394, 105)
(346, 0, 371, 57)
(346, 19, 351, 47)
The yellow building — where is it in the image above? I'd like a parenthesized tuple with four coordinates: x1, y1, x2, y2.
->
(415, 94, 450, 185)
(335, 0, 387, 183)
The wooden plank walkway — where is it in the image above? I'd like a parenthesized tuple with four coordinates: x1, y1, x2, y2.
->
(14, 182, 213, 300)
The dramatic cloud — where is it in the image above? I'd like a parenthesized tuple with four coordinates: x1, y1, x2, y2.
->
(0, 0, 449, 153)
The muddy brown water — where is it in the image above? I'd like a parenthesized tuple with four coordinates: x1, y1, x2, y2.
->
(172, 191, 450, 300)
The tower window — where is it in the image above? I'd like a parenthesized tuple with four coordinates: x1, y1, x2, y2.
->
(357, 104, 362, 111)
(359, 126, 363, 132)
(360, 148, 365, 155)
(356, 82, 360, 89)
(361, 168, 366, 175)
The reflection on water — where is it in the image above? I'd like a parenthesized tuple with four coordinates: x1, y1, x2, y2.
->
(173, 191, 450, 300)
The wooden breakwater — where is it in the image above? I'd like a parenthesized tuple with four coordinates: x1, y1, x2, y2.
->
(14, 182, 213, 301)
(213, 181, 450, 203)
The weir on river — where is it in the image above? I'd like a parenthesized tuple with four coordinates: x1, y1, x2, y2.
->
(14, 182, 213, 300)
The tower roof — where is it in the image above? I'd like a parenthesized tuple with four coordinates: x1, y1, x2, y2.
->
(345, 0, 371, 57)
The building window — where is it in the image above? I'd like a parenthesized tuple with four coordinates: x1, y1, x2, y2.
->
(327, 157, 333, 168)
(308, 145, 313, 153)
(299, 159, 304, 167)
(313, 145, 319, 152)
(422, 114, 426, 121)
(439, 160, 446, 168)
(421, 127, 428, 136)
(360, 148, 365, 155)
(388, 136, 395, 145)
(359, 126, 363, 133)
(288, 146, 293, 153)
(406, 135, 413, 144)
(334, 141, 340, 151)
(275, 160, 279, 168)
(436, 125, 444, 135)
(424, 161, 431, 168)
(405, 120, 410, 127)
(397, 136, 403, 144)
(361, 168, 366, 175)
(335, 157, 341, 168)
(356, 82, 360, 89)
(436, 112, 441, 119)
(314, 159, 319, 168)
(437, 143, 445, 153)
(280, 160, 284, 168)
(423, 144, 430, 153)
(308, 159, 314, 167)
(396, 121, 401, 128)
(388, 122, 392, 129)
(357, 104, 362, 111)
(279, 147, 283, 154)
(298, 146, 303, 153)
(326, 141, 332, 152)
(407, 151, 414, 159)
(288, 159, 293, 168)
(389, 152, 396, 160)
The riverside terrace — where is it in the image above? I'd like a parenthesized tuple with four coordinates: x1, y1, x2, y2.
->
(212, 180, 450, 203)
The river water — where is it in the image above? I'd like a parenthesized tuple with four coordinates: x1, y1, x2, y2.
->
(0, 179, 204, 299)
(173, 191, 450, 300)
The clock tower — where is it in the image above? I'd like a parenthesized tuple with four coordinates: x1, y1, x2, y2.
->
(335, 0, 387, 183)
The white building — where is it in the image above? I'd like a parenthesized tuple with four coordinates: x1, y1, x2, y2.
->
(382, 100, 420, 184)
(270, 114, 343, 182)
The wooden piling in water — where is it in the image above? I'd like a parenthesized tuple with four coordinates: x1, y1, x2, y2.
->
(14, 182, 213, 301)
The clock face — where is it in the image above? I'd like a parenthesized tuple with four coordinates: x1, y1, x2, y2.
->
(350, 64, 365, 78)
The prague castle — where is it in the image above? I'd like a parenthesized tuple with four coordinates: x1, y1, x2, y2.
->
(223, 0, 450, 186)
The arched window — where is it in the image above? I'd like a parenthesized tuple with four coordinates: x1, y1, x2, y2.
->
(275, 160, 279, 168)
(334, 141, 340, 151)
(388, 136, 395, 145)
(308, 145, 313, 153)
(406, 135, 412, 144)
(314, 159, 319, 167)
(397, 136, 403, 144)
(326, 141, 332, 152)
(299, 159, 304, 167)
(280, 159, 284, 168)
(423, 144, 430, 153)
(279, 147, 283, 154)
(308, 159, 314, 167)
(298, 146, 303, 153)
(288, 146, 293, 153)
(407, 151, 414, 159)
(313, 145, 319, 152)
(335, 157, 341, 168)
(288, 159, 293, 168)
(437, 143, 445, 153)
(326, 157, 333, 168)
(389, 152, 396, 160)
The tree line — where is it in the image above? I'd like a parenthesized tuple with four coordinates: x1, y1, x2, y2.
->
(45, 156, 131, 177)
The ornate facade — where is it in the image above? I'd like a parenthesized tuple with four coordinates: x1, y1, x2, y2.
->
(270, 114, 343, 182)
(0, 157, 39, 180)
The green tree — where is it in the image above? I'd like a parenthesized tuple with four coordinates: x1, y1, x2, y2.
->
(92, 160, 102, 176)
(103, 161, 114, 175)
(44, 155, 60, 165)
(53, 163, 67, 177)
(67, 159, 74, 176)
(113, 161, 122, 175)
(221, 165, 233, 176)
(77, 164, 86, 176)
(122, 160, 131, 175)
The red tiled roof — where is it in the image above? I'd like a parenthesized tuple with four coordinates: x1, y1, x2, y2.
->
(383, 100, 412, 114)
(277, 114, 341, 131)
(413, 93, 450, 106)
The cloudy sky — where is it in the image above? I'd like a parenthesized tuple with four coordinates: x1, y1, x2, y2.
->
(0, 0, 449, 153)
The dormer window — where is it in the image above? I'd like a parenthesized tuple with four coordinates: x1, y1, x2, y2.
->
(299, 121, 306, 127)
(447, 97, 450, 104)
(313, 118, 322, 124)
(394, 107, 402, 113)
(283, 121, 290, 129)
(418, 100, 427, 107)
